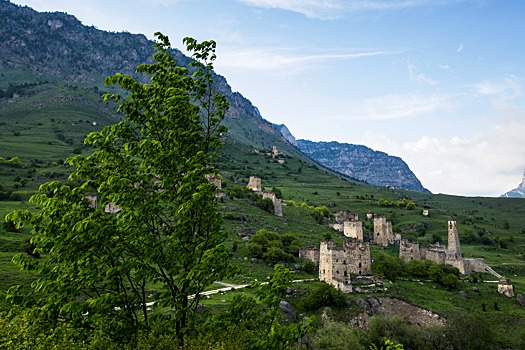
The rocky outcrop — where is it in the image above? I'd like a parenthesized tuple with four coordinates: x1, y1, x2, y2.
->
(501, 168, 525, 198)
(296, 139, 429, 193)
(274, 124, 297, 146)
(0, 1, 285, 145)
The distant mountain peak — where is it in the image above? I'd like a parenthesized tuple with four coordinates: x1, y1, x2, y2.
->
(501, 168, 525, 198)
(274, 124, 429, 193)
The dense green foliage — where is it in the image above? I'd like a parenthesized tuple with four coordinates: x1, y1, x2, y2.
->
(4, 34, 234, 347)
(246, 229, 301, 265)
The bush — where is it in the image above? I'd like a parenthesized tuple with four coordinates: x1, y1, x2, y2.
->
(246, 230, 300, 264)
(372, 253, 404, 281)
(299, 282, 347, 311)
(256, 197, 274, 213)
(302, 259, 317, 275)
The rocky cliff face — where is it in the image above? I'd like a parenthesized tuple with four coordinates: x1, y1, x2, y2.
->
(296, 139, 429, 193)
(0, 0, 276, 138)
(501, 169, 525, 198)
(2, 0, 428, 191)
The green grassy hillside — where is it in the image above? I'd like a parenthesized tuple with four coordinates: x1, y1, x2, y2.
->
(1, 64, 525, 350)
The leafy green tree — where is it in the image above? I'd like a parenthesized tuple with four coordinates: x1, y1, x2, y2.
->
(372, 253, 404, 281)
(201, 265, 314, 349)
(440, 273, 459, 290)
(246, 230, 299, 264)
(6, 33, 233, 346)
(445, 312, 493, 349)
(298, 282, 347, 311)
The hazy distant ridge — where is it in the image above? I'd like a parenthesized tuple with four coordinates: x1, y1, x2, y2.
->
(296, 139, 429, 193)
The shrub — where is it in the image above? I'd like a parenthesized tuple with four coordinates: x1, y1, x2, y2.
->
(299, 282, 347, 311)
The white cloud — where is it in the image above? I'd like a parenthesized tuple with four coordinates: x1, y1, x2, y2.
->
(407, 64, 436, 85)
(399, 120, 525, 196)
(439, 64, 449, 69)
(470, 75, 522, 99)
(239, 0, 471, 19)
(215, 46, 399, 72)
(351, 92, 458, 120)
(457, 42, 464, 52)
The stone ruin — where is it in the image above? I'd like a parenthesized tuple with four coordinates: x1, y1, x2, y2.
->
(205, 174, 222, 190)
(498, 278, 515, 298)
(300, 239, 371, 293)
(248, 176, 262, 192)
(399, 239, 421, 262)
(298, 246, 320, 265)
(399, 218, 486, 275)
(373, 216, 395, 247)
(344, 220, 363, 242)
(247, 176, 283, 217)
(85, 194, 97, 209)
(329, 211, 359, 233)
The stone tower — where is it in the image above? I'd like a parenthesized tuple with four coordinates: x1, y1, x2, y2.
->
(374, 216, 389, 246)
(248, 176, 262, 192)
(319, 240, 339, 287)
(447, 218, 462, 259)
(344, 220, 363, 242)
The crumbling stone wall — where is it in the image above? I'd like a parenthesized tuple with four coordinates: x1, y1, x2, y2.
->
(262, 191, 282, 217)
(404, 220, 487, 275)
(498, 278, 515, 297)
(421, 243, 447, 265)
(335, 211, 358, 224)
(299, 246, 320, 265)
(205, 174, 222, 190)
(85, 194, 97, 209)
(329, 223, 344, 232)
(399, 239, 421, 261)
(247, 176, 282, 216)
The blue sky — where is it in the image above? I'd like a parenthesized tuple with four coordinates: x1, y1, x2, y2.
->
(11, 0, 525, 196)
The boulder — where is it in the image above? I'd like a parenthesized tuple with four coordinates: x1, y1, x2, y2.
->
(279, 300, 296, 322)
(356, 299, 371, 313)
(367, 297, 381, 314)
(237, 227, 255, 237)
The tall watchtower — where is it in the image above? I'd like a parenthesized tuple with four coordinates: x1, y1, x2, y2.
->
(447, 218, 462, 259)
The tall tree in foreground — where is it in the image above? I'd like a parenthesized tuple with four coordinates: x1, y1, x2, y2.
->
(6, 33, 232, 346)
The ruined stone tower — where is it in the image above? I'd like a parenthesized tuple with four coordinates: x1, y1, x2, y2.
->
(318, 239, 371, 293)
(399, 239, 421, 261)
(262, 191, 283, 217)
(248, 176, 262, 192)
(344, 220, 363, 242)
(374, 216, 389, 246)
(447, 218, 462, 259)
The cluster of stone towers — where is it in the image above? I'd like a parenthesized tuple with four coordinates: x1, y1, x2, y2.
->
(399, 218, 485, 274)
(300, 211, 372, 293)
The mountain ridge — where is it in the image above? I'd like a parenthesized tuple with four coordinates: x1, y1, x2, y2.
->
(274, 124, 429, 193)
(1, 0, 426, 193)
(501, 169, 525, 198)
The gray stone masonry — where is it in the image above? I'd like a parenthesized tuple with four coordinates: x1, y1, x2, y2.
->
(319, 239, 372, 293)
